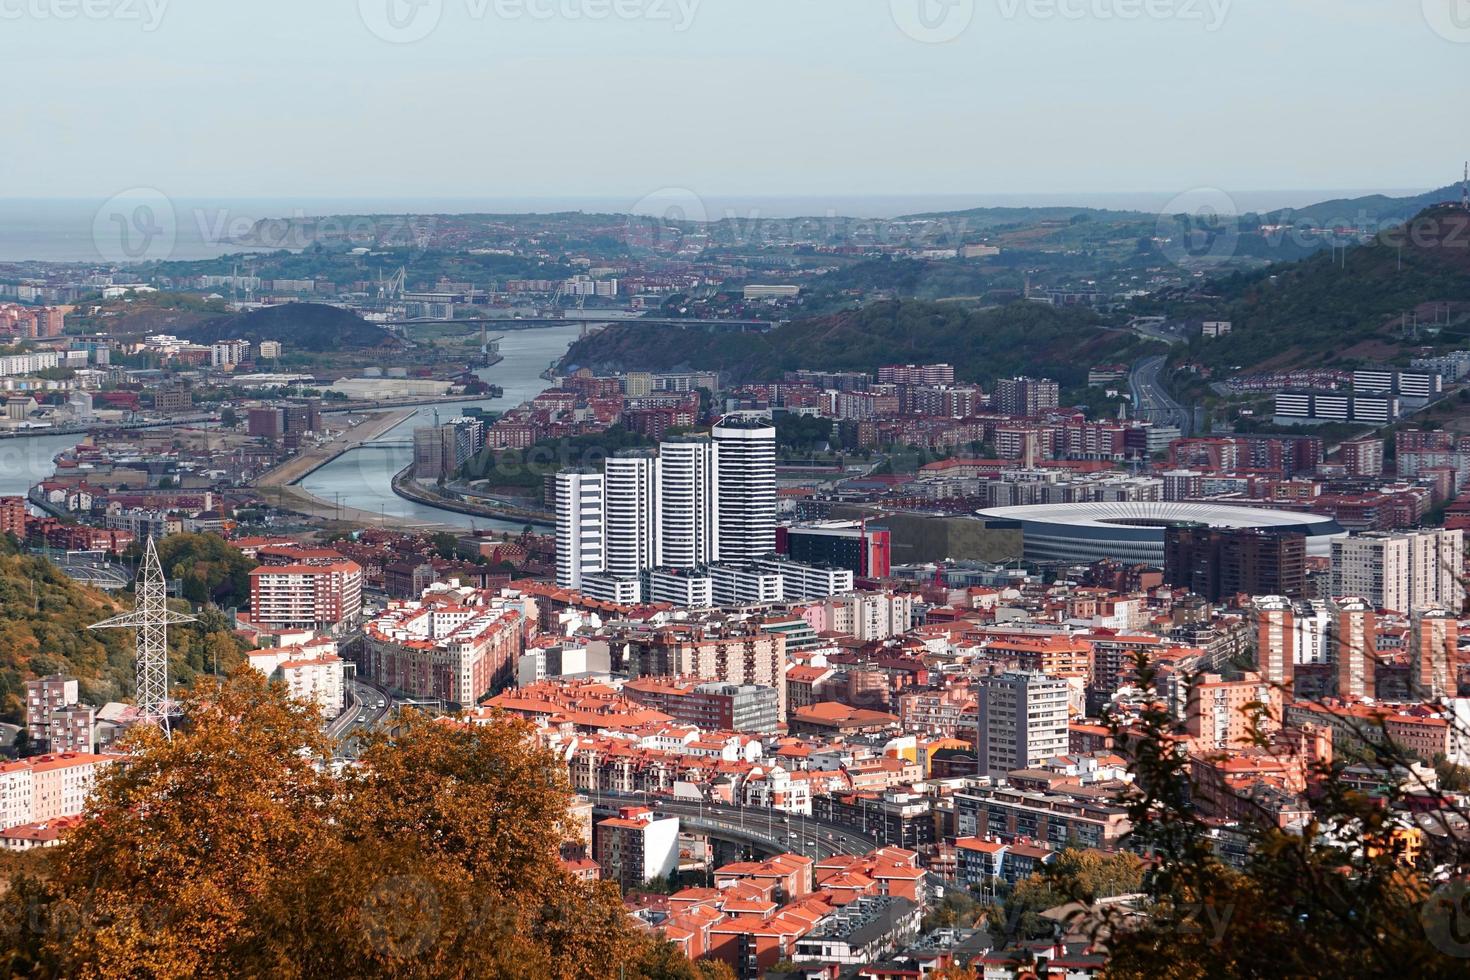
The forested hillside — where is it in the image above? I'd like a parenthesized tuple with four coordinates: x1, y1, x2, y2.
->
(1165, 205, 1470, 372)
(0, 537, 246, 721)
(561, 300, 1160, 388)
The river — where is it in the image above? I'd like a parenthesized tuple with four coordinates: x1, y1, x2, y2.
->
(297, 322, 585, 530)
(0, 323, 585, 530)
(0, 432, 87, 497)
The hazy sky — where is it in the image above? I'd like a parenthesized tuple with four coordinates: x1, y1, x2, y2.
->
(4, 0, 1467, 205)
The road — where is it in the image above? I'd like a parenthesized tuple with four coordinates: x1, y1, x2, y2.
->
(332, 679, 397, 759)
(1131, 355, 1193, 436)
(589, 791, 879, 860)
(44, 553, 132, 590)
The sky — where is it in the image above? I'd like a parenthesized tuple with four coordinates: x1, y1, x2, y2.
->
(2, 0, 1468, 209)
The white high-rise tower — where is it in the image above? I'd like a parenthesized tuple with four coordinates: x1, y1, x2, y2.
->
(657, 437, 720, 568)
(604, 451, 658, 580)
(554, 471, 605, 590)
(712, 414, 777, 565)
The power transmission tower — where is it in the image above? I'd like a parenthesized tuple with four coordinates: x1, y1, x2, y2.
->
(90, 537, 196, 734)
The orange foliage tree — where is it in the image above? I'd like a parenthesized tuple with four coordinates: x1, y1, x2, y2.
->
(0, 669, 717, 979)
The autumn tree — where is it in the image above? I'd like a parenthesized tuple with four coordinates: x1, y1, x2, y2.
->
(0, 668, 338, 978)
(0, 670, 707, 980)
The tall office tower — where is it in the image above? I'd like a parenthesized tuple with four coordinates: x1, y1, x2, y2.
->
(711, 414, 777, 565)
(554, 471, 604, 591)
(1331, 596, 1377, 699)
(975, 671, 1070, 779)
(657, 437, 720, 568)
(1331, 529, 1465, 615)
(1410, 607, 1457, 700)
(1252, 596, 1295, 688)
(604, 451, 658, 580)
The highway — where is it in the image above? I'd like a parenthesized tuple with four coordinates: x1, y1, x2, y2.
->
(332, 679, 397, 759)
(44, 552, 132, 590)
(589, 791, 879, 860)
(1131, 355, 1193, 436)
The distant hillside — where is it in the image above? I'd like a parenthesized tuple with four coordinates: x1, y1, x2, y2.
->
(1265, 184, 1463, 229)
(898, 204, 1153, 226)
(1168, 205, 1470, 372)
(561, 300, 1160, 388)
(180, 303, 400, 352)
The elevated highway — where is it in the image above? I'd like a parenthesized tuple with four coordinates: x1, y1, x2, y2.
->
(590, 793, 879, 860)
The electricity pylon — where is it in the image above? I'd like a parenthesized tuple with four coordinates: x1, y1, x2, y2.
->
(90, 537, 195, 733)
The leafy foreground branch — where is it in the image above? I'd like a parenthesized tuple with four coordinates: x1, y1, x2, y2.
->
(0, 670, 730, 980)
(1088, 654, 1470, 979)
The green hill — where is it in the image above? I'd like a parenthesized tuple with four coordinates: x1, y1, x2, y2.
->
(0, 537, 246, 722)
(1263, 183, 1462, 229)
(561, 300, 1160, 388)
(181, 302, 400, 352)
(1164, 205, 1470, 372)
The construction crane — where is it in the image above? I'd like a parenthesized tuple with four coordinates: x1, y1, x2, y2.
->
(379, 266, 406, 302)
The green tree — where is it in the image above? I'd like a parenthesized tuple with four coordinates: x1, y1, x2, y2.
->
(1098, 652, 1469, 979)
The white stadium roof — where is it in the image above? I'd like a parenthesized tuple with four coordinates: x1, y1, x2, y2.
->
(977, 501, 1346, 565)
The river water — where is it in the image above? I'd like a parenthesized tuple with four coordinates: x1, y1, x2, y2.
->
(0, 432, 87, 497)
(0, 323, 585, 530)
(298, 322, 585, 530)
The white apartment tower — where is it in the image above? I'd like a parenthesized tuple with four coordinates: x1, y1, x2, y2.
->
(657, 437, 720, 568)
(975, 671, 1070, 779)
(554, 471, 605, 591)
(711, 414, 777, 565)
(1330, 529, 1465, 615)
(604, 452, 658, 581)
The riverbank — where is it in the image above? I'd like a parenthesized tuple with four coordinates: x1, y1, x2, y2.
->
(257, 483, 464, 533)
(390, 467, 554, 527)
(257, 408, 418, 488)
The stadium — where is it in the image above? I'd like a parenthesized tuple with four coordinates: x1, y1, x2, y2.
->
(977, 501, 1347, 566)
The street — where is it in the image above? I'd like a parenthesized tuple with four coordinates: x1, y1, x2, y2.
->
(1131, 355, 1193, 437)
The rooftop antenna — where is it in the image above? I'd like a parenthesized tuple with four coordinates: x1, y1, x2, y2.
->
(90, 536, 196, 736)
